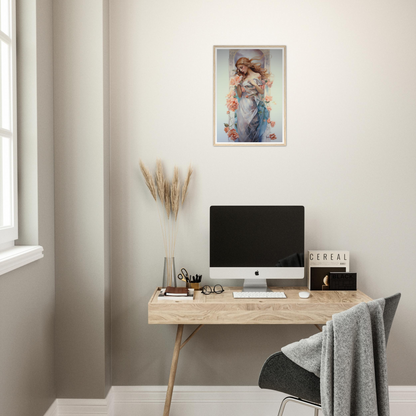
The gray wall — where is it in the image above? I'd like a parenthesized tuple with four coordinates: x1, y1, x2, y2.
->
(110, 0, 416, 386)
(0, 0, 56, 415)
(54, 0, 111, 399)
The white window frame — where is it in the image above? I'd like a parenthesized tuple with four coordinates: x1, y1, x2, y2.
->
(0, 0, 43, 274)
(0, 0, 17, 246)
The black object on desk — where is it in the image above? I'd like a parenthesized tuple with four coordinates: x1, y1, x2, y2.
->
(190, 274, 202, 283)
(329, 272, 357, 290)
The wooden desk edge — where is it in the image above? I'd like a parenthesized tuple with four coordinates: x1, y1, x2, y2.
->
(148, 287, 373, 325)
(148, 287, 161, 305)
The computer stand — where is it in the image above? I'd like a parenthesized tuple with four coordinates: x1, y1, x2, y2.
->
(242, 279, 270, 292)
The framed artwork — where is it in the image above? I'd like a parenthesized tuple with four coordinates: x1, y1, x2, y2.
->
(213, 45, 287, 146)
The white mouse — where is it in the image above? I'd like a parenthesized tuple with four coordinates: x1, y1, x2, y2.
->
(299, 291, 311, 299)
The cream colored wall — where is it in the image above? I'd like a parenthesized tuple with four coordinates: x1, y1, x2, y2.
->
(54, 0, 111, 399)
(110, 0, 416, 386)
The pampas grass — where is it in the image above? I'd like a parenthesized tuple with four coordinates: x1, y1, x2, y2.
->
(171, 167, 180, 221)
(139, 159, 193, 286)
(139, 160, 157, 201)
(182, 164, 193, 205)
(164, 180, 170, 219)
(156, 159, 165, 203)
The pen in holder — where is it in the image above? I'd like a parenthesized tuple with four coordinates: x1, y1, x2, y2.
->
(188, 274, 202, 290)
(178, 269, 202, 290)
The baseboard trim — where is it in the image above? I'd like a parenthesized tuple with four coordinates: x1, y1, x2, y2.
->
(112, 385, 282, 403)
(389, 385, 416, 402)
(49, 389, 114, 416)
(45, 385, 416, 416)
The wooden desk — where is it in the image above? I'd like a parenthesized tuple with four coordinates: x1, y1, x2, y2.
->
(148, 286, 372, 416)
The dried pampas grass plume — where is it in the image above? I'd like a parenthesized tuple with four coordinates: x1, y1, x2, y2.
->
(139, 160, 156, 201)
(139, 159, 194, 284)
(155, 159, 165, 202)
(182, 164, 193, 204)
(171, 167, 180, 220)
(164, 180, 171, 219)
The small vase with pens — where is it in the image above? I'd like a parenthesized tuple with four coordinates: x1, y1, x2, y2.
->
(177, 268, 202, 290)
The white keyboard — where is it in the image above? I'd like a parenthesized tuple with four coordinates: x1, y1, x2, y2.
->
(233, 291, 286, 299)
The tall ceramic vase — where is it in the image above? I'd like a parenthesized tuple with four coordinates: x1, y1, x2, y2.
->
(162, 257, 176, 288)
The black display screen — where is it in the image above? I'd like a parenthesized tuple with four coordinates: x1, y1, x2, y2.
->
(210, 206, 304, 267)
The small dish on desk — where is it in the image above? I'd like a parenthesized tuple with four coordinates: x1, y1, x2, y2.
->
(299, 291, 311, 299)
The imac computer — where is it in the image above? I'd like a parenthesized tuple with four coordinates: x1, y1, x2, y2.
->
(209, 205, 305, 292)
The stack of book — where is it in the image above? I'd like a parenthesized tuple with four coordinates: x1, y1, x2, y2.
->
(157, 286, 195, 301)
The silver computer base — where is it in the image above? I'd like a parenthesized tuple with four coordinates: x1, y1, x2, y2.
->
(242, 279, 270, 292)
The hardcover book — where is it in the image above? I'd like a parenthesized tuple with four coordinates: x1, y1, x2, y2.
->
(308, 250, 350, 291)
(165, 286, 188, 296)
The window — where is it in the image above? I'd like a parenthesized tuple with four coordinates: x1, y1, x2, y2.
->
(0, 0, 42, 274)
(0, 0, 17, 247)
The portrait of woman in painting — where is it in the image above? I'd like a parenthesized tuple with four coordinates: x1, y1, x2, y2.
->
(223, 49, 277, 143)
(233, 56, 271, 142)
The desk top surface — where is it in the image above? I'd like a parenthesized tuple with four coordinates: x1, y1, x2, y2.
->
(148, 286, 372, 325)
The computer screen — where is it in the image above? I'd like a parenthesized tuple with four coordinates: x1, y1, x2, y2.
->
(209, 205, 305, 290)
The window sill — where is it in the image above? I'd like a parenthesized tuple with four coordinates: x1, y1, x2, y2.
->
(0, 245, 44, 276)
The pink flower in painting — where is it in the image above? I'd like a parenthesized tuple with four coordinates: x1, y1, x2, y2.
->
(224, 127, 230, 133)
(267, 118, 271, 124)
(226, 98, 238, 112)
(265, 95, 273, 102)
(267, 81, 273, 88)
(269, 133, 277, 140)
(267, 106, 272, 112)
(227, 129, 239, 141)
(241, 87, 246, 92)
(227, 111, 230, 114)
(229, 76, 242, 86)
(271, 121, 276, 128)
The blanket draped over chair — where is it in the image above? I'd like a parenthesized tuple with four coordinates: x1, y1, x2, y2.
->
(282, 299, 389, 416)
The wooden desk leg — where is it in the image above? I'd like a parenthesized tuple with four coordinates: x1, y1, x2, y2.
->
(163, 324, 184, 416)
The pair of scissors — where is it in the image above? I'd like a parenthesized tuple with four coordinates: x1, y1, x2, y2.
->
(177, 268, 190, 283)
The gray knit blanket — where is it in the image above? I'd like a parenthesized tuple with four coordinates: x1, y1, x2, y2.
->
(282, 299, 389, 416)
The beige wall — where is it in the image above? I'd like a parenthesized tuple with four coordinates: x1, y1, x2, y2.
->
(0, 0, 56, 415)
(110, 0, 416, 386)
(54, 0, 111, 399)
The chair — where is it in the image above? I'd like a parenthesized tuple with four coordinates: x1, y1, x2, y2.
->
(258, 293, 401, 416)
